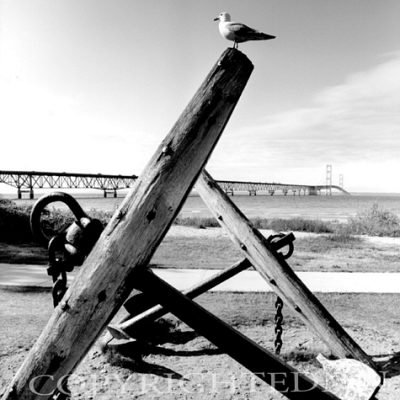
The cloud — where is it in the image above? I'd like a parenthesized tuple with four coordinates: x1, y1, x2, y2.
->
(261, 53, 400, 159)
(210, 53, 400, 190)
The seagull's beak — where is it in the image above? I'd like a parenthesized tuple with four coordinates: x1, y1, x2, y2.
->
(213, 17, 219, 21)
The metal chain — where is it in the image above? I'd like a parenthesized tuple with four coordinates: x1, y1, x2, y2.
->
(274, 296, 284, 355)
(266, 232, 295, 356)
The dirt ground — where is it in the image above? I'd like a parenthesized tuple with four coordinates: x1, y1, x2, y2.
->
(1, 226, 400, 398)
(1, 289, 400, 399)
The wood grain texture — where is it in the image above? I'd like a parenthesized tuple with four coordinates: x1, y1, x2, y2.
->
(2, 48, 253, 400)
(196, 170, 376, 370)
(134, 268, 341, 400)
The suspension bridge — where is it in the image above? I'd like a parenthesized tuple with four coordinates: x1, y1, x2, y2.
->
(0, 170, 349, 199)
(217, 180, 349, 196)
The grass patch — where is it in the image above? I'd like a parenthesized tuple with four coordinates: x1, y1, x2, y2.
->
(174, 204, 400, 238)
(173, 216, 220, 229)
(253, 217, 333, 233)
(0, 199, 33, 243)
(174, 215, 333, 233)
(325, 227, 363, 243)
(348, 203, 400, 237)
(295, 234, 364, 254)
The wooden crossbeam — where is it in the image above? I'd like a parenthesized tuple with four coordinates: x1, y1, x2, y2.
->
(106, 258, 252, 341)
(134, 268, 340, 400)
(1, 48, 253, 400)
(196, 170, 376, 371)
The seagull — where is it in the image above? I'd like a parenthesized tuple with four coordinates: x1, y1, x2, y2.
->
(214, 12, 276, 49)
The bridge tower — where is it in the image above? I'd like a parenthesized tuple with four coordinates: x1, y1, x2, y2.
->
(326, 164, 332, 196)
(339, 174, 344, 188)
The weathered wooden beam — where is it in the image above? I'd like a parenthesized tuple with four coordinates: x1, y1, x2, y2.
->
(2, 48, 253, 400)
(134, 268, 340, 400)
(107, 258, 252, 340)
(124, 258, 252, 315)
(196, 170, 376, 370)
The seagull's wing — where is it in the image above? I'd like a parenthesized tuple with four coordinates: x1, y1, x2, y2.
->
(227, 22, 276, 41)
(227, 22, 257, 35)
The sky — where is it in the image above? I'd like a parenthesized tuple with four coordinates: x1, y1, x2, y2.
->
(0, 0, 399, 192)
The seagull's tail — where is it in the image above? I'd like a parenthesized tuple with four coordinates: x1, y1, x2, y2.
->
(252, 31, 276, 41)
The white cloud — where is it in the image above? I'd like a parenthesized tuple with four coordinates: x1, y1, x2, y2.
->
(210, 53, 400, 191)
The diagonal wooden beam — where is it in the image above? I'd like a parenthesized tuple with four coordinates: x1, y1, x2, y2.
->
(196, 170, 376, 371)
(134, 268, 341, 400)
(106, 258, 252, 341)
(2, 48, 253, 400)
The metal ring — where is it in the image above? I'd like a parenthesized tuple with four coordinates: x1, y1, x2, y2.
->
(267, 233, 295, 260)
(30, 192, 87, 246)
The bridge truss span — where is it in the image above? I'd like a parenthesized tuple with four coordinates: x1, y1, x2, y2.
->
(0, 170, 349, 199)
(0, 170, 138, 199)
(216, 180, 349, 196)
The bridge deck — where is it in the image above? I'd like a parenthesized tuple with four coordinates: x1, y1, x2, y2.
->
(0, 170, 349, 199)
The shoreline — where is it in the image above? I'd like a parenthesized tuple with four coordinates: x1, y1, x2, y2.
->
(5, 191, 400, 221)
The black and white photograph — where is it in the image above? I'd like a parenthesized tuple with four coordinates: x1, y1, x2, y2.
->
(1, 1, 400, 399)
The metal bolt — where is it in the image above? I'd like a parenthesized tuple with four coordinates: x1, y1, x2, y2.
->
(161, 145, 173, 155)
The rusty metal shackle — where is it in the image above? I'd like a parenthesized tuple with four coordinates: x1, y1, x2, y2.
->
(267, 232, 295, 260)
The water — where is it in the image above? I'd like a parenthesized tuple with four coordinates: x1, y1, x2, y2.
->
(179, 193, 400, 222)
(8, 191, 400, 222)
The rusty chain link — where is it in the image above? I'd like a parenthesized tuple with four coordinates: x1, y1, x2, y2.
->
(274, 296, 284, 355)
(266, 232, 296, 356)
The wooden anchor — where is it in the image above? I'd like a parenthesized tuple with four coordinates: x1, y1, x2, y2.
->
(2, 48, 381, 400)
